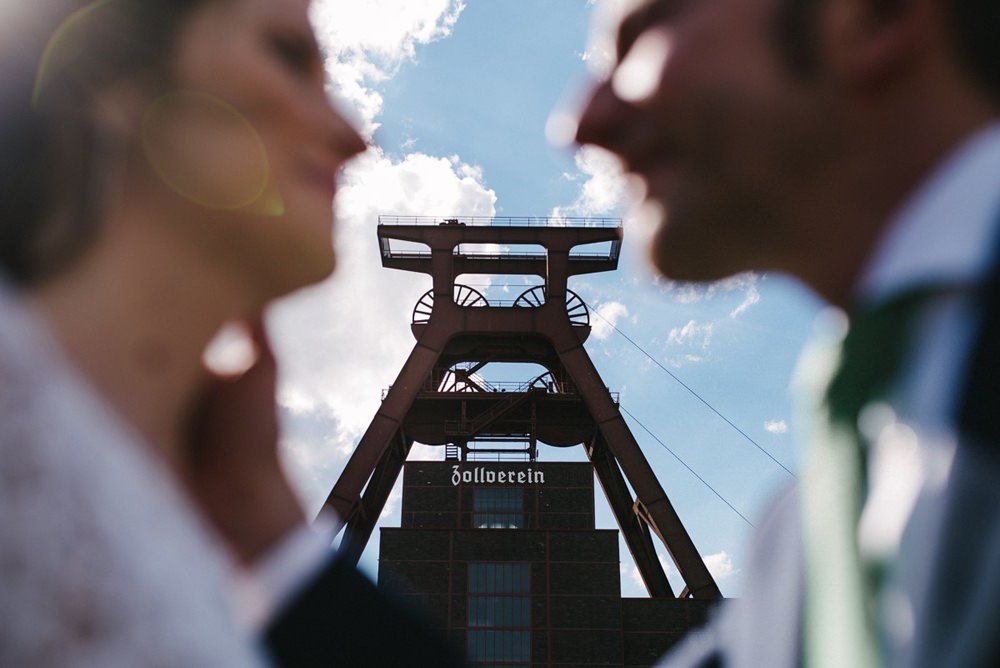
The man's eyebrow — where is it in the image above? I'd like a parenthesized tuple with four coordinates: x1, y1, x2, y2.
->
(616, 0, 677, 60)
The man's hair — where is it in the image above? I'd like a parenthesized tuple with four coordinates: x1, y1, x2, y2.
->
(772, 0, 822, 79)
(772, 0, 1000, 99)
(947, 0, 1000, 101)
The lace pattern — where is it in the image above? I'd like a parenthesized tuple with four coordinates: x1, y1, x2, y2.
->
(0, 284, 266, 667)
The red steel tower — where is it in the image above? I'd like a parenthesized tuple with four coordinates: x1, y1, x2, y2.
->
(322, 216, 721, 600)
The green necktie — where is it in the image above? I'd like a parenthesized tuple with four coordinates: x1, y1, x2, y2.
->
(802, 288, 932, 668)
(826, 289, 933, 428)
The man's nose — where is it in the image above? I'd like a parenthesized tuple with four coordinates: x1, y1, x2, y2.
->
(574, 80, 628, 151)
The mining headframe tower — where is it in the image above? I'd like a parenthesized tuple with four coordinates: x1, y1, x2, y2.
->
(321, 215, 721, 665)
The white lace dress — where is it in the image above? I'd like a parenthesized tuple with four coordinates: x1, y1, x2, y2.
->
(0, 283, 266, 667)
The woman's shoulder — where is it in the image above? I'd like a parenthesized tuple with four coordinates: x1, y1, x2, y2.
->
(0, 280, 264, 667)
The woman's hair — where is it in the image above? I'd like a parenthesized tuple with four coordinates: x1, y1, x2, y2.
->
(0, 0, 208, 285)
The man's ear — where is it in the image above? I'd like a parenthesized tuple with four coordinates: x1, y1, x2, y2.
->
(820, 0, 936, 90)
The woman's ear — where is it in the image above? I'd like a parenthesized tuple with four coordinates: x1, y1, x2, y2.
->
(90, 80, 149, 139)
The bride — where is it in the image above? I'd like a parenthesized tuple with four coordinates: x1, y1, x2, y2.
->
(0, 0, 379, 664)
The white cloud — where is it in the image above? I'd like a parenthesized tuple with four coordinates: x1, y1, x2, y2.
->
(730, 282, 761, 318)
(408, 443, 440, 460)
(380, 480, 405, 519)
(629, 551, 675, 594)
(646, 273, 763, 368)
(581, 0, 647, 79)
(551, 146, 627, 218)
(659, 272, 762, 309)
(764, 419, 788, 434)
(265, 2, 496, 515)
(312, 0, 466, 139)
(272, 147, 496, 513)
(629, 551, 736, 592)
(703, 550, 737, 581)
(660, 282, 707, 305)
(629, 563, 644, 591)
(550, 2, 637, 232)
(337, 150, 496, 221)
(591, 300, 629, 340)
(667, 320, 713, 349)
(277, 405, 356, 511)
(314, 0, 463, 60)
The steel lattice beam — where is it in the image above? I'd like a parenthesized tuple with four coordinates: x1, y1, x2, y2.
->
(319, 219, 721, 600)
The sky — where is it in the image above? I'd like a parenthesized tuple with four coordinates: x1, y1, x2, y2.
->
(262, 0, 828, 598)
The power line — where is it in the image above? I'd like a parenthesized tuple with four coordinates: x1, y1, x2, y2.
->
(425, 282, 770, 527)
(442, 284, 794, 479)
(620, 404, 754, 528)
(586, 300, 796, 478)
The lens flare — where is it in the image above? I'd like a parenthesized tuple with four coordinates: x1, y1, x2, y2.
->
(141, 90, 277, 212)
(33, 0, 113, 109)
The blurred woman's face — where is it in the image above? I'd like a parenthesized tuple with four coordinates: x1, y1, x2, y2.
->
(139, 0, 365, 296)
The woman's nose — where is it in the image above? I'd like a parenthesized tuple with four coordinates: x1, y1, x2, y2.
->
(323, 100, 366, 163)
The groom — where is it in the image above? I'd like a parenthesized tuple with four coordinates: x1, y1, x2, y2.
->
(575, 0, 1000, 665)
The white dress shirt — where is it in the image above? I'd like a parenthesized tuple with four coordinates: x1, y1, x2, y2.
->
(856, 123, 1000, 665)
(659, 121, 1000, 668)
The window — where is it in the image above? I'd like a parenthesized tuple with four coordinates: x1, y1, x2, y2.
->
(473, 488, 524, 529)
(467, 563, 530, 666)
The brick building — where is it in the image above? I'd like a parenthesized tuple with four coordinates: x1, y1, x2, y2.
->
(378, 460, 715, 667)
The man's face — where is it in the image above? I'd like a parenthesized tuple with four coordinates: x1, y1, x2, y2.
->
(576, 0, 841, 281)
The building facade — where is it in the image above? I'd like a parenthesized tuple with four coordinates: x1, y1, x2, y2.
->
(379, 461, 715, 667)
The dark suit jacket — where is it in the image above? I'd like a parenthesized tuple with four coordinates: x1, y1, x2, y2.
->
(660, 205, 1000, 667)
(914, 236, 1000, 667)
(265, 556, 465, 667)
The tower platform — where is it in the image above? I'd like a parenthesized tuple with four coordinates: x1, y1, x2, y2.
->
(322, 215, 721, 603)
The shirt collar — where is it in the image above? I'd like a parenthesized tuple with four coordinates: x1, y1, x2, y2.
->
(857, 122, 1000, 304)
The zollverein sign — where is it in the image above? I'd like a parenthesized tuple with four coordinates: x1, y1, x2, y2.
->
(451, 465, 546, 486)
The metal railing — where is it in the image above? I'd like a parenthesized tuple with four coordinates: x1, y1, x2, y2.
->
(432, 379, 571, 394)
(377, 214, 622, 228)
(380, 381, 620, 403)
(380, 250, 616, 260)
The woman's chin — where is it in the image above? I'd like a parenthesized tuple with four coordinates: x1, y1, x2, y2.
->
(271, 248, 336, 299)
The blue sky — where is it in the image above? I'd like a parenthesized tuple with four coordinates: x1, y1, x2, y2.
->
(265, 0, 827, 598)
(374, 0, 591, 215)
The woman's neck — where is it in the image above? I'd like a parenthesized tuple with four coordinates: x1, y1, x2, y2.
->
(31, 207, 255, 469)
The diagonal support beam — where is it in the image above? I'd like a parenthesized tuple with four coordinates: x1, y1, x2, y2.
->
(552, 323, 721, 600)
(338, 431, 413, 565)
(323, 222, 719, 605)
(588, 435, 673, 597)
(323, 323, 449, 533)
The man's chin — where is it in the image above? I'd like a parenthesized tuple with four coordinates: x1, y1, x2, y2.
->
(639, 191, 709, 281)
(647, 212, 735, 283)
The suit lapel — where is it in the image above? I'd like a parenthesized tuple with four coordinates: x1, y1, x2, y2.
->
(956, 218, 1000, 446)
